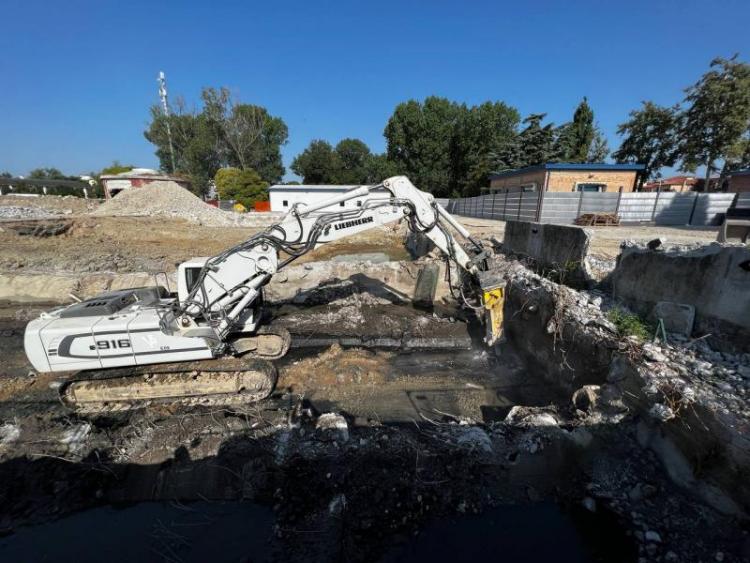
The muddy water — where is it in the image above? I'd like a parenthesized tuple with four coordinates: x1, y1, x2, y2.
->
(0, 501, 634, 563)
(383, 503, 635, 563)
(0, 501, 275, 562)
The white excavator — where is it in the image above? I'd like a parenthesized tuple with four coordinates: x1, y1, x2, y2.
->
(24, 176, 505, 413)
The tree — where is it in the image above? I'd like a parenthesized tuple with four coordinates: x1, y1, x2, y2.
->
(144, 87, 288, 195)
(291, 140, 341, 184)
(214, 167, 269, 208)
(334, 138, 371, 184)
(28, 167, 65, 179)
(587, 127, 610, 162)
(613, 101, 679, 187)
(451, 101, 521, 196)
(518, 114, 555, 167)
(144, 102, 222, 195)
(551, 98, 598, 162)
(722, 132, 750, 173)
(365, 153, 401, 183)
(384, 97, 462, 197)
(201, 87, 288, 183)
(568, 97, 595, 162)
(679, 55, 750, 187)
(0, 171, 12, 179)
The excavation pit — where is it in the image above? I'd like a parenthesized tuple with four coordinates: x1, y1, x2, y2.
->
(0, 264, 748, 561)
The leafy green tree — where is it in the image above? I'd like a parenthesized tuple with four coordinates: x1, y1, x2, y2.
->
(28, 167, 65, 179)
(613, 101, 680, 187)
(587, 128, 610, 162)
(451, 101, 521, 195)
(0, 171, 12, 179)
(214, 167, 269, 208)
(552, 98, 596, 162)
(291, 140, 341, 184)
(334, 138, 372, 184)
(679, 55, 750, 186)
(551, 122, 575, 162)
(723, 132, 750, 173)
(518, 114, 555, 167)
(144, 87, 288, 195)
(201, 87, 288, 183)
(145, 105, 222, 195)
(365, 153, 401, 183)
(568, 97, 595, 162)
(384, 97, 462, 197)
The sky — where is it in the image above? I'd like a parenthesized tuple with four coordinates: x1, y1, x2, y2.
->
(1, 0, 749, 181)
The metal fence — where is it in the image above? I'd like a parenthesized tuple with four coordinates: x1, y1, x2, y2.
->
(445, 190, 750, 226)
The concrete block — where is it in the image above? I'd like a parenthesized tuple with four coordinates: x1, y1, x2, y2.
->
(613, 244, 750, 352)
(653, 301, 695, 337)
(503, 221, 593, 287)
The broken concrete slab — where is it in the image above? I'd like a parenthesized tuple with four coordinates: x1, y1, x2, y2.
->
(502, 221, 594, 287)
(653, 301, 695, 337)
(613, 243, 750, 352)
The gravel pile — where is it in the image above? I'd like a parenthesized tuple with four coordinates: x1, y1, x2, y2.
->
(91, 181, 280, 227)
(0, 206, 60, 221)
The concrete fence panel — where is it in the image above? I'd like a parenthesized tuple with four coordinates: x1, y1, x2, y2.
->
(692, 193, 737, 226)
(447, 191, 739, 226)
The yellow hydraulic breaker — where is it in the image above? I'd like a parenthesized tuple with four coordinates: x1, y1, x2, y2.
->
(481, 281, 505, 345)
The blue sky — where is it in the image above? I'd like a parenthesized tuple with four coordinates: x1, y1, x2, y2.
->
(1, 0, 749, 180)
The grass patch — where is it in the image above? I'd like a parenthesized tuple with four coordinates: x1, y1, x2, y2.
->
(607, 307, 652, 340)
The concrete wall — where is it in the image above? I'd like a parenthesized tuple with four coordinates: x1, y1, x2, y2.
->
(613, 244, 750, 351)
(0, 259, 452, 306)
(502, 221, 593, 286)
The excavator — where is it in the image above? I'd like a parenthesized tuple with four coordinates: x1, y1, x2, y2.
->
(23, 176, 505, 413)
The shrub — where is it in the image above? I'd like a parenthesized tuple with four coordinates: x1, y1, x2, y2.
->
(607, 307, 652, 340)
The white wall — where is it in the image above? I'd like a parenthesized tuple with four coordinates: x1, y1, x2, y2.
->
(268, 185, 387, 213)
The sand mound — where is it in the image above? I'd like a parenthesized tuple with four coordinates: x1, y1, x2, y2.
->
(91, 181, 279, 227)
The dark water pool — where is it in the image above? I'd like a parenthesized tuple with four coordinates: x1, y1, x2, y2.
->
(382, 502, 635, 563)
(0, 499, 634, 562)
(0, 501, 275, 563)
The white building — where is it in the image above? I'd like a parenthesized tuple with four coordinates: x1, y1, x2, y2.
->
(267, 184, 387, 213)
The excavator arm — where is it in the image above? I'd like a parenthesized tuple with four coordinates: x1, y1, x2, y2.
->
(171, 176, 499, 343)
(24, 176, 504, 388)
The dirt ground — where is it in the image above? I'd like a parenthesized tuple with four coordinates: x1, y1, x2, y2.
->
(458, 217, 720, 259)
(0, 196, 748, 561)
(0, 215, 407, 275)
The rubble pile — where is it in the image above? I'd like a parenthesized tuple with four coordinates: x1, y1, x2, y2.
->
(0, 194, 99, 214)
(0, 206, 61, 220)
(91, 181, 280, 227)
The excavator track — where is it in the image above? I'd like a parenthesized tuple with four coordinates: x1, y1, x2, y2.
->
(230, 326, 291, 360)
(60, 357, 278, 414)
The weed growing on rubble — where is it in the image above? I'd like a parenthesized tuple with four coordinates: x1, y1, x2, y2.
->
(607, 307, 652, 340)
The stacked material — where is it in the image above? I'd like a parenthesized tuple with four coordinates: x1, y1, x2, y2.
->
(91, 181, 279, 227)
(575, 212, 620, 226)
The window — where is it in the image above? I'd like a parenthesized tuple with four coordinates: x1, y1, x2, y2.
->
(576, 183, 607, 193)
(283, 200, 288, 207)
(520, 183, 537, 192)
(357, 200, 362, 207)
(340, 201, 345, 207)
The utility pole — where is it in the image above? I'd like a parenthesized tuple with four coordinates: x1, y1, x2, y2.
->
(158, 71, 177, 173)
